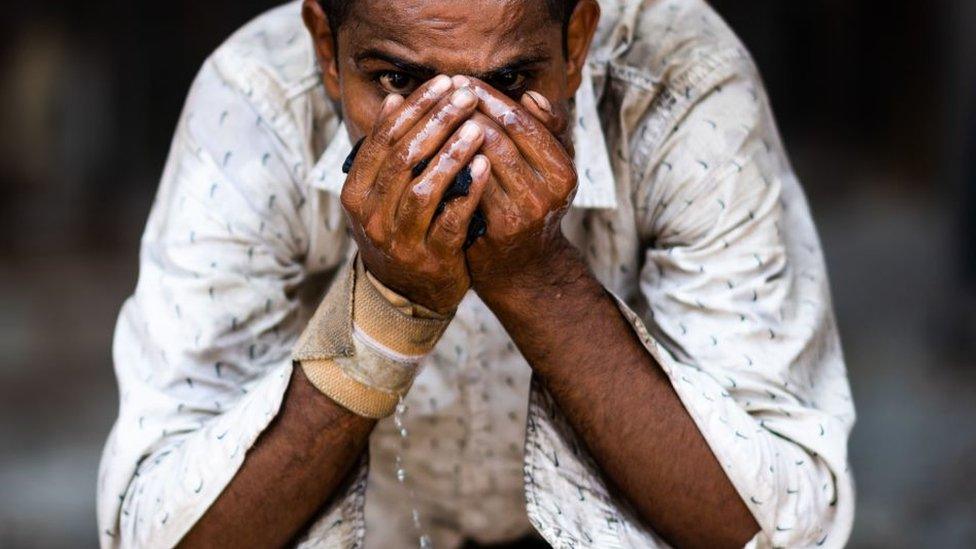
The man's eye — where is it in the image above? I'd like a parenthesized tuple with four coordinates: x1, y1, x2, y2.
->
(491, 71, 527, 91)
(377, 71, 417, 94)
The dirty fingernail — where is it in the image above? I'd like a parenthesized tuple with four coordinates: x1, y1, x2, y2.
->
(527, 90, 551, 113)
(459, 120, 482, 141)
(380, 94, 401, 116)
(452, 75, 471, 88)
(452, 88, 477, 109)
(471, 155, 488, 178)
(431, 75, 452, 94)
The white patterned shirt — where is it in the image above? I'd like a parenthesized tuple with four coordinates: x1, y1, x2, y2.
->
(97, 1, 856, 547)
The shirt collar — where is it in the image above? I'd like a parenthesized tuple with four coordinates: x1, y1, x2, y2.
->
(307, 63, 617, 210)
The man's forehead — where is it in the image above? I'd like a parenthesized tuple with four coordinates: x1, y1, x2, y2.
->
(342, 0, 560, 74)
(348, 0, 552, 32)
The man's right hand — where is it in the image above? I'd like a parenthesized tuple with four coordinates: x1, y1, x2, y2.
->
(340, 75, 491, 316)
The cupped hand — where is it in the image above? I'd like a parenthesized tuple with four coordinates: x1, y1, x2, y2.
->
(340, 75, 492, 315)
(454, 76, 579, 297)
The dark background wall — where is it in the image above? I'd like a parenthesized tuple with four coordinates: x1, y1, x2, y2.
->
(1, 1, 974, 546)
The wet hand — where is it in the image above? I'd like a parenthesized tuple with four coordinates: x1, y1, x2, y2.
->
(340, 75, 492, 315)
(454, 76, 579, 297)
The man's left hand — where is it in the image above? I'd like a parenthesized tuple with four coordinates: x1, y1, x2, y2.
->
(457, 76, 579, 299)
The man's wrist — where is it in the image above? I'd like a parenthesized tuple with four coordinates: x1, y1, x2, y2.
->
(475, 237, 593, 312)
(353, 256, 453, 357)
(299, 359, 404, 419)
(292, 254, 454, 419)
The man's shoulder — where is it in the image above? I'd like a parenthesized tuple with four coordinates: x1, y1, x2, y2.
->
(606, 0, 754, 97)
(206, 1, 319, 103)
(182, 1, 332, 175)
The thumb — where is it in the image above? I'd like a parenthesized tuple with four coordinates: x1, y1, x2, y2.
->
(520, 90, 574, 157)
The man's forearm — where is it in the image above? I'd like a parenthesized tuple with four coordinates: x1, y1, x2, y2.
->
(479, 241, 760, 548)
(179, 366, 374, 548)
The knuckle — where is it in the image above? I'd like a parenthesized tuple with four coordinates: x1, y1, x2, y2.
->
(500, 155, 521, 173)
(500, 108, 528, 131)
(439, 211, 462, 234)
(364, 220, 385, 244)
(408, 184, 429, 204)
(430, 106, 456, 128)
(555, 162, 577, 187)
(420, 258, 440, 275)
(374, 124, 397, 147)
(446, 140, 470, 161)
(391, 148, 411, 171)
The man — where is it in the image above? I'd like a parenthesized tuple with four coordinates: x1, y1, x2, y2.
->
(97, 0, 856, 547)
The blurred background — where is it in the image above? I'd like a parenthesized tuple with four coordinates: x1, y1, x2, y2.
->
(1, 0, 973, 547)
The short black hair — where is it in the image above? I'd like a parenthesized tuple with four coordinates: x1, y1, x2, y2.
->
(318, 0, 581, 39)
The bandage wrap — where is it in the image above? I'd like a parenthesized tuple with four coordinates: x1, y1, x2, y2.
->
(292, 256, 452, 418)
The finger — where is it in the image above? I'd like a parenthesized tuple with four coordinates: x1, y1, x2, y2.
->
(461, 77, 573, 176)
(372, 86, 481, 220)
(343, 95, 403, 176)
(520, 91, 573, 154)
(345, 75, 454, 198)
(397, 120, 484, 238)
(396, 86, 479, 175)
(372, 93, 405, 134)
(520, 91, 557, 133)
(428, 154, 491, 252)
(468, 112, 548, 203)
(377, 75, 455, 145)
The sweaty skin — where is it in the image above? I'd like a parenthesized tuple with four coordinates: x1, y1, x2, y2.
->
(340, 75, 492, 315)
(345, 142, 482, 244)
(456, 75, 578, 293)
(180, 1, 761, 546)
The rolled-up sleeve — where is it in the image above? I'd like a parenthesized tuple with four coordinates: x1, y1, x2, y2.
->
(524, 64, 854, 548)
(95, 55, 362, 548)
(632, 67, 855, 547)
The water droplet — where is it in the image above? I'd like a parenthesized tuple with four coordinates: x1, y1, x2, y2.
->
(392, 394, 431, 547)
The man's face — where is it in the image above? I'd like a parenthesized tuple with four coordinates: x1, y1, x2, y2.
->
(311, 0, 578, 142)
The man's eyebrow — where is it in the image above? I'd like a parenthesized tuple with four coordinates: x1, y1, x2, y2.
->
(354, 49, 552, 81)
(474, 54, 552, 81)
(354, 49, 438, 79)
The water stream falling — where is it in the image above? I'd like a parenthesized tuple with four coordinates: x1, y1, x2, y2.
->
(393, 396, 433, 548)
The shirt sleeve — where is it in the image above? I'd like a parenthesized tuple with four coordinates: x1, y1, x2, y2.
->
(95, 56, 363, 548)
(629, 67, 855, 546)
(524, 64, 855, 548)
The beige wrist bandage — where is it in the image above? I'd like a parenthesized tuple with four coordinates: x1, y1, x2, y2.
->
(292, 255, 453, 418)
